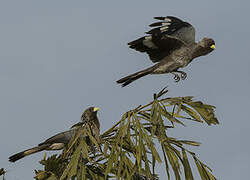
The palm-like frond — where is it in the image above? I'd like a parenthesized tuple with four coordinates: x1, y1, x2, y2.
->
(35, 88, 218, 180)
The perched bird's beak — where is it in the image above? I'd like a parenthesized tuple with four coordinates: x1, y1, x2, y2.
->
(210, 44, 216, 49)
(93, 107, 99, 112)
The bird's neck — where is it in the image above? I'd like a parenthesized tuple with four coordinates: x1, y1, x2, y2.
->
(190, 44, 206, 60)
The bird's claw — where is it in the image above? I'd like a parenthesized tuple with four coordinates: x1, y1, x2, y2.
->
(180, 72, 187, 80)
(172, 73, 180, 82)
(172, 71, 187, 82)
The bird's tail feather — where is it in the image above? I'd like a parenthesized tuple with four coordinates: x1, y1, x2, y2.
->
(9, 144, 49, 162)
(117, 67, 153, 87)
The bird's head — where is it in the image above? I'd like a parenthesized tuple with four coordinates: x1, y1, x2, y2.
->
(198, 38, 215, 56)
(81, 106, 99, 122)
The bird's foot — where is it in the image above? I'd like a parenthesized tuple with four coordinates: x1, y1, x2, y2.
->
(171, 71, 187, 82)
(179, 71, 187, 80)
(171, 73, 180, 82)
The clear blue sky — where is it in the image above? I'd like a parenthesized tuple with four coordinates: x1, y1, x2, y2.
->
(0, 0, 249, 179)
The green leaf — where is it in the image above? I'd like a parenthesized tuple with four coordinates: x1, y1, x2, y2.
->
(205, 169, 217, 180)
(186, 101, 219, 125)
(81, 164, 87, 180)
(150, 143, 162, 163)
(103, 141, 109, 156)
(193, 156, 210, 180)
(179, 140, 201, 147)
(104, 147, 115, 179)
(161, 144, 170, 180)
(159, 106, 185, 126)
(142, 139, 150, 178)
(81, 139, 91, 162)
(182, 149, 194, 180)
(165, 144, 181, 180)
(60, 140, 82, 180)
(85, 124, 101, 151)
(117, 152, 124, 178)
(65, 128, 82, 154)
(46, 174, 58, 180)
(181, 105, 203, 123)
(68, 141, 82, 179)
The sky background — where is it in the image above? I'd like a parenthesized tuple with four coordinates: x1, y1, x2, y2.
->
(0, 0, 249, 179)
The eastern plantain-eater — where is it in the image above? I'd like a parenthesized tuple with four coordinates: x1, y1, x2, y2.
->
(117, 16, 215, 87)
(9, 107, 100, 162)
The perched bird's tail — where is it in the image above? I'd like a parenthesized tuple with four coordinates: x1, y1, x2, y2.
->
(117, 67, 153, 87)
(9, 144, 49, 162)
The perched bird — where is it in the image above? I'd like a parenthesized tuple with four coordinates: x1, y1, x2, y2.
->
(117, 16, 215, 87)
(9, 107, 100, 162)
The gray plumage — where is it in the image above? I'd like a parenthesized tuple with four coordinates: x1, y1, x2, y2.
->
(117, 16, 215, 87)
(9, 107, 100, 162)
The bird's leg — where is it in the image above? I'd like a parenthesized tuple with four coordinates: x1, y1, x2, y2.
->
(175, 71, 187, 80)
(171, 72, 180, 82)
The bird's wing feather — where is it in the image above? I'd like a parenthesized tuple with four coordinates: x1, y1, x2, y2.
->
(128, 34, 186, 63)
(128, 16, 195, 63)
(38, 129, 77, 146)
(148, 16, 194, 39)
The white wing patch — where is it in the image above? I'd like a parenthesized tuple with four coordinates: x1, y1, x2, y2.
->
(162, 22, 171, 26)
(143, 36, 158, 49)
(49, 143, 65, 150)
(160, 26, 169, 32)
(163, 18, 172, 22)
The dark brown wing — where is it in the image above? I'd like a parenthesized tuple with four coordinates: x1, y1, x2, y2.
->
(38, 129, 77, 146)
(128, 34, 186, 63)
(149, 16, 195, 44)
(128, 16, 195, 63)
(128, 16, 195, 62)
(152, 16, 195, 44)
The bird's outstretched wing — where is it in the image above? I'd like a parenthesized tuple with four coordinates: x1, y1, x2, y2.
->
(128, 34, 186, 63)
(128, 16, 195, 63)
(147, 16, 195, 42)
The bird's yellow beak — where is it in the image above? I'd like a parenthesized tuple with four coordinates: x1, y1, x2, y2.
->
(93, 107, 99, 112)
(210, 44, 216, 49)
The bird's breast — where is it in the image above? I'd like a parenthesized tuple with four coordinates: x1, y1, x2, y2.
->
(152, 60, 179, 74)
(151, 52, 191, 74)
(171, 49, 191, 68)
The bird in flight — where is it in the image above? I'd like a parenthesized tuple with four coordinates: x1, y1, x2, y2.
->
(117, 16, 215, 87)
(9, 107, 100, 162)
